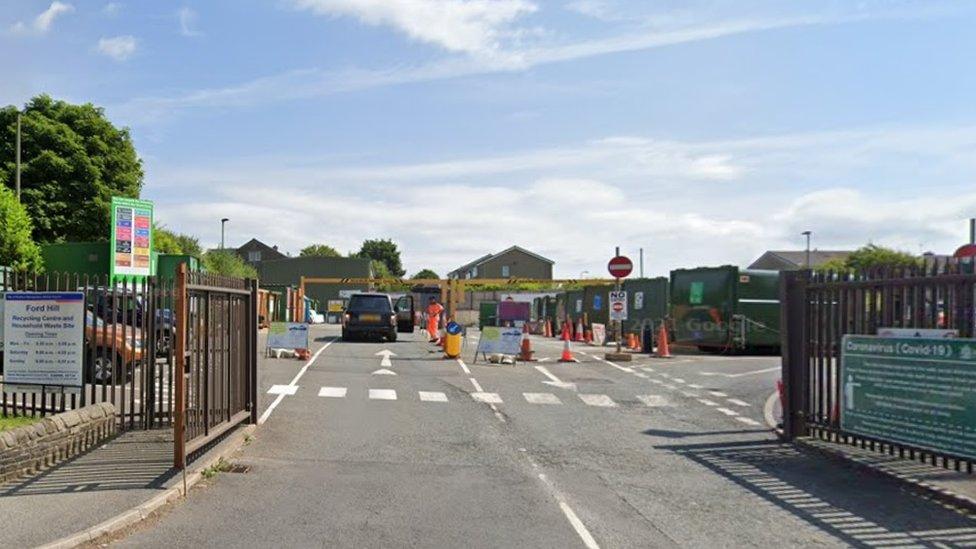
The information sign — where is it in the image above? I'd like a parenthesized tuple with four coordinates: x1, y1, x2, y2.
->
(591, 323, 606, 346)
(609, 291, 627, 321)
(841, 335, 976, 461)
(3, 292, 84, 393)
(110, 197, 154, 280)
(267, 322, 309, 350)
(475, 326, 523, 358)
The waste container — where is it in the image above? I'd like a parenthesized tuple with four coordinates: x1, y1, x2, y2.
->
(444, 321, 463, 358)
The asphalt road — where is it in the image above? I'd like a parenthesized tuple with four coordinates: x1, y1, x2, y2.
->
(117, 326, 976, 548)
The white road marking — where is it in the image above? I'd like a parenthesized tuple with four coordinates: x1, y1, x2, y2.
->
(700, 366, 780, 378)
(637, 395, 670, 407)
(372, 368, 397, 376)
(472, 392, 503, 404)
(419, 391, 448, 402)
(267, 384, 299, 395)
(708, 391, 727, 397)
(594, 356, 634, 373)
(318, 386, 347, 398)
(369, 389, 398, 400)
(716, 407, 739, 416)
(688, 384, 704, 389)
(524, 392, 562, 405)
(641, 367, 654, 373)
(535, 365, 577, 390)
(259, 338, 336, 424)
(727, 398, 751, 407)
(659, 373, 671, 378)
(649, 379, 663, 385)
(634, 372, 649, 379)
(697, 398, 718, 406)
(680, 391, 699, 398)
(559, 501, 601, 549)
(537, 357, 553, 362)
(457, 358, 471, 374)
(764, 389, 781, 429)
(375, 349, 396, 367)
(672, 378, 686, 384)
(736, 417, 762, 426)
(470, 378, 484, 392)
(579, 394, 616, 407)
(662, 384, 677, 390)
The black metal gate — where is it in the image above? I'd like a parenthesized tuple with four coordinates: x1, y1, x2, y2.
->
(174, 265, 258, 468)
(0, 271, 177, 431)
(780, 264, 976, 473)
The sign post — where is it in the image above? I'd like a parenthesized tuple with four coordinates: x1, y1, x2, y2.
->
(110, 197, 154, 284)
(606, 249, 633, 361)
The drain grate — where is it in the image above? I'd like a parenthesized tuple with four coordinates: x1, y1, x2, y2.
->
(224, 463, 250, 474)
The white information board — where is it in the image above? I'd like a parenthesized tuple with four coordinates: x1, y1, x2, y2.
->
(592, 323, 607, 346)
(475, 326, 523, 359)
(609, 290, 628, 321)
(634, 291, 644, 310)
(3, 292, 85, 393)
(267, 322, 309, 350)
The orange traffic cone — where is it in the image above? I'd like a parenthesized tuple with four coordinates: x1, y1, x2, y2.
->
(519, 323, 536, 362)
(585, 329, 592, 345)
(545, 319, 552, 338)
(630, 333, 639, 350)
(575, 318, 585, 342)
(559, 323, 577, 362)
(655, 324, 672, 358)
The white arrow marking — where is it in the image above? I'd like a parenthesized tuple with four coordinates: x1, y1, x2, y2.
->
(535, 365, 577, 391)
(372, 368, 397, 376)
(700, 366, 779, 378)
(375, 349, 397, 367)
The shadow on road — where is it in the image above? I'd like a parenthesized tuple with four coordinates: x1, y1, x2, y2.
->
(658, 438, 976, 547)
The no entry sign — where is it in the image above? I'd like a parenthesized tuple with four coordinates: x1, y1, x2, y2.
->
(609, 291, 627, 321)
(607, 256, 633, 278)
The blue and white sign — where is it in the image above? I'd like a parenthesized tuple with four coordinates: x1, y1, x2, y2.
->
(475, 326, 523, 357)
(3, 292, 85, 393)
(267, 322, 309, 350)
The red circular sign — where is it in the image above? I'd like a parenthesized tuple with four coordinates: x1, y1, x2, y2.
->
(612, 302, 625, 312)
(955, 244, 976, 259)
(607, 256, 633, 278)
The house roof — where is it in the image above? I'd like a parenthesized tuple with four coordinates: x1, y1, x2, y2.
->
(748, 250, 852, 269)
(449, 246, 554, 276)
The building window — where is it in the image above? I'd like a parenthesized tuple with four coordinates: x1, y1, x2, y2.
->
(501, 265, 510, 277)
(248, 251, 261, 262)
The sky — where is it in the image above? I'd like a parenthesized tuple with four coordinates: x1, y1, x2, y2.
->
(3, 0, 976, 278)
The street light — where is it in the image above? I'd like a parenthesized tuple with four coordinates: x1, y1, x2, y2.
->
(220, 218, 229, 249)
(802, 231, 812, 269)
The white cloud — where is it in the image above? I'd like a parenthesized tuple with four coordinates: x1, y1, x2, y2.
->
(289, 0, 537, 58)
(177, 6, 202, 37)
(10, 1, 73, 34)
(565, 0, 618, 21)
(97, 35, 137, 61)
(144, 123, 976, 275)
(103, 2, 123, 16)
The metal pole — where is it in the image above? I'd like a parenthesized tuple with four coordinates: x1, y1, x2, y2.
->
(639, 248, 644, 278)
(15, 113, 22, 200)
(614, 246, 622, 354)
(970, 218, 975, 245)
(220, 218, 228, 249)
(802, 231, 811, 268)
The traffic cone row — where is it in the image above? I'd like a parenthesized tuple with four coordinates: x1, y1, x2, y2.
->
(574, 318, 585, 342)
(519, 323, 536, 362)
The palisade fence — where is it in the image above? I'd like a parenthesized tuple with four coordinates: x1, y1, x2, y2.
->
(781, 261, 976, 473)
(0, 271, 177, 431)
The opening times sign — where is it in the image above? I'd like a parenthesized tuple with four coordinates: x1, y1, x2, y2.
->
(840, 335, 976, 461)
(2, 292, 85, 393)
(111, 197, 153, 280)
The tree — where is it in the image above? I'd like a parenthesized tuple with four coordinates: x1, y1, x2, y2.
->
(300, 244, 341, 258)
(173, 233, 202, 256)
(154, 225, 182, 254)
(202, 249, 257, 279)
(0, 185, 42, 271)
(817, 244, 920, 273)
(0, 95, 143, 243)
(354, 238, 404, 277)
(412, 269, 438, 279)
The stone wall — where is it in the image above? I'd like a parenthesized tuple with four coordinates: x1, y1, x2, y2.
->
(0, 403, 117, 484)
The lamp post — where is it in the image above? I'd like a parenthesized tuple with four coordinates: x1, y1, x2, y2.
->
(15, 113, 21, 201)
(802, 231, 812, 269)
(220, 218, 229, 249)
(579, 270, 589, 280)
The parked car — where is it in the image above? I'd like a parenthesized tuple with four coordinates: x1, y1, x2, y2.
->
(342, 293, 398, 342)
(84, 286, 173, 357)
(84, 310, 145, 383)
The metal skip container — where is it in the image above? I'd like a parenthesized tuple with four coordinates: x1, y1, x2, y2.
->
(623, 276, 669, 336)
(669, 266, 781, 352)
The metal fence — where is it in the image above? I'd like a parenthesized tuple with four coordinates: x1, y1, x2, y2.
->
(0, 271, 177, 431)
(781, 262, 976, 473)
(174, 266, 258, 468)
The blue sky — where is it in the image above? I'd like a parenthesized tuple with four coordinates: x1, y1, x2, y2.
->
(3, 0, 976, 276)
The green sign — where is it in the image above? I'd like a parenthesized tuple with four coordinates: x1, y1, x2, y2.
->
(110, 197, 154, 282)
(841, 335, 976, 460)
(689, 281, 704, 305)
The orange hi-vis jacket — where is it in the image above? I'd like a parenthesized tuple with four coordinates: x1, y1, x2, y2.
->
(426, 302, 444, 339)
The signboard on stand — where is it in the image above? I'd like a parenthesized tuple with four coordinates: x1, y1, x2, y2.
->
(110, 197, 154, 282)
(841, 335, 976, 461)
(591, 323, 607, 346)
(474, 326, 523, 361)
(267, 322, 309, 351)
(2, 292, 85, 393)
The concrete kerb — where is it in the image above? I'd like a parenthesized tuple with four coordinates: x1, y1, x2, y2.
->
(794, 437, 976, 516)
(38, 424, 257, 549)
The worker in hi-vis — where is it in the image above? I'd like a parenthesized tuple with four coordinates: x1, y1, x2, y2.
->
(426, 297, 444, 342)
